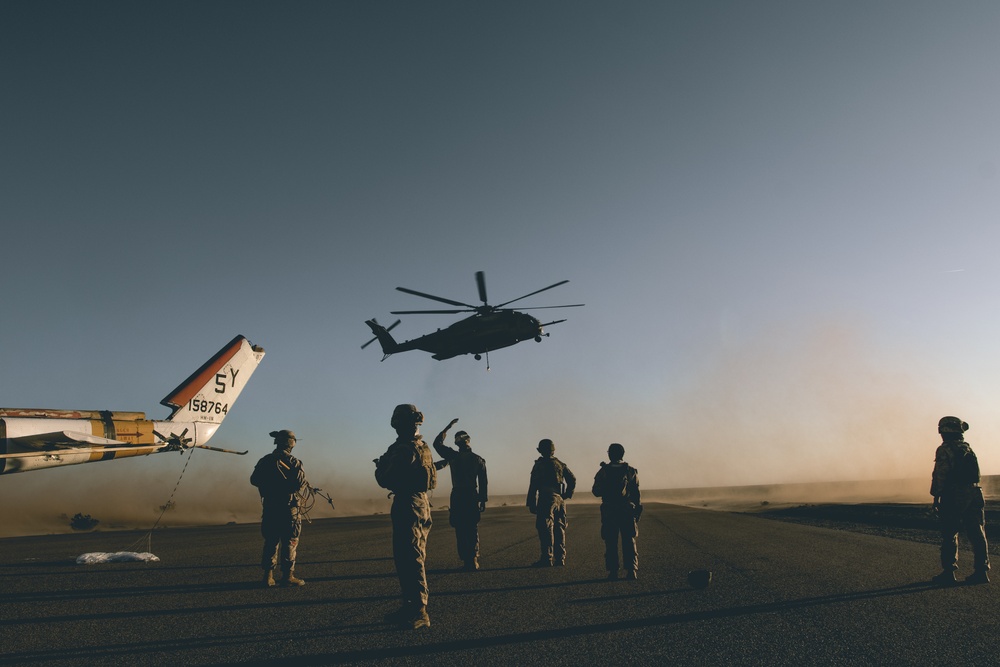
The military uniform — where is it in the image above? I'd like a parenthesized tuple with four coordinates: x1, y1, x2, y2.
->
(526, 440, 576, 566)
(931, 416, 989, 584)
(592, 450, 641, 579)
(434, 430, 488, 570)
(375, 405, 437, 627)
(250, 430, 306, 586)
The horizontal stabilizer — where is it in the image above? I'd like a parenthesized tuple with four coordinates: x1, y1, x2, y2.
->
(9, 430, 127, 451)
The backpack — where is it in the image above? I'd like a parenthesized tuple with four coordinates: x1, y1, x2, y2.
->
(533, 457, 564, 489)
(375, 439, 437, 493)
(599, 463, 631, 502)
(951, 444, 980, 486)
(251, 452, 302, 498)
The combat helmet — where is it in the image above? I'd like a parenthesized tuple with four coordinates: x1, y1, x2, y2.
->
(537, 439, 555, 456)
(608, 443, 625, 461)
(270, 430, 296, 448)
(391, 404, 424, 429)
(938, 416, 969, 434)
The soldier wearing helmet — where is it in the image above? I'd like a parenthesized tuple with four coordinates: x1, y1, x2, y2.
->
(250, 429, 307, 587)
(432, 419, 489, 571)
(374, 404, 438, 629)
(930, 416, 989, 585)
(526, 438, 576, 567)
(592, 443, 642, 580)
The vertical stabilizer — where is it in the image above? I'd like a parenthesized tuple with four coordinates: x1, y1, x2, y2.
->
(161, 335, 265, 424)
(364, 319, 401, 355)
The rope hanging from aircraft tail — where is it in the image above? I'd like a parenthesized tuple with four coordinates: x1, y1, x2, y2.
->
(295, 483, 335, 523)
(123, 446, 197, 553)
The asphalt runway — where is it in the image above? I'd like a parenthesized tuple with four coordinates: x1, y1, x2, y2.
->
(1, 503, 997, 665)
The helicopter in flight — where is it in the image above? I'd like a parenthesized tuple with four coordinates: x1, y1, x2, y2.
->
(363, 271, 583, 366)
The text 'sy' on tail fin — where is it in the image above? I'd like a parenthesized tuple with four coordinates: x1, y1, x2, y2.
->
(362, 319, 401, 358)
(160, 336, 265, 439)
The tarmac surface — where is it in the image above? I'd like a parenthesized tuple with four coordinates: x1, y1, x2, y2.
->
(1, 502, 998, 666)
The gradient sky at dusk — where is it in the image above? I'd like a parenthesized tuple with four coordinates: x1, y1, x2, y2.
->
(2, 2, 999, 531)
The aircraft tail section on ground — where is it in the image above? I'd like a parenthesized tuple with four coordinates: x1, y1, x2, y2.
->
(0, 335, 265, 475)
(161, 335, 266, 424)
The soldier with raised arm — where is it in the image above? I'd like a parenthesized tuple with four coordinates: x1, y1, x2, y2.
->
(433, 419, 489, 571)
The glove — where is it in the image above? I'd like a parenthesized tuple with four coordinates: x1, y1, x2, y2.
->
(528, 505, 536, 514)
(478, 502, 486, 512)
(933, 496, 940, 512)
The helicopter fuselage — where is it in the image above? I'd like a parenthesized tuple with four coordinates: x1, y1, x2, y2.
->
(398, 311, 542, 360)
(363, 271, 582, 363)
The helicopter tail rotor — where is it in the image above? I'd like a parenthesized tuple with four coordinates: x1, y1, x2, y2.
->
(362, 318, 401, 350)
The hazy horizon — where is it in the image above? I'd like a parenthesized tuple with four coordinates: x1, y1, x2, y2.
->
(3, 2, 999, 537)
(2, 470, 975, 539)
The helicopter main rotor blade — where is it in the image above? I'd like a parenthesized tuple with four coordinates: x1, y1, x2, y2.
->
(495, 280, 571, 308)
(390, 309, 472, 315)
(476, 271, 488, 305)
(510, 304, 585, 310)
(396, 286, 477, 309)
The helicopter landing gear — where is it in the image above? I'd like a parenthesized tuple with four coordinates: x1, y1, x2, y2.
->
(534, 336, 542, 342)
(474, 354, 482, 360)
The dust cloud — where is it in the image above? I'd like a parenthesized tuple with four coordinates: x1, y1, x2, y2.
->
(486, 319, 968, 498)
(1, 320, 989, 537)
(0, 449, 384, 538)
(648, 321, 941, 488)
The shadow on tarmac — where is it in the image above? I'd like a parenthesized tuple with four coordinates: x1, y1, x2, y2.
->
(245, 581, 942, 665)
(0, 582, 940, 666)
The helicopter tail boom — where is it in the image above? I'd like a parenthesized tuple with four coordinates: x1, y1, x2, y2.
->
(364, 319, 401, 357)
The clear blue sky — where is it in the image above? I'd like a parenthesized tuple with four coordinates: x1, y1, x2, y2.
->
(2, 2, 999, 530)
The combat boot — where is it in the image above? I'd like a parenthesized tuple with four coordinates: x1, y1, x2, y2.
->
(626, 570, 638, 580)
(965, 570, 990, 585)
(279, 570, 306, 587)
(262, 570, 275, 588)
(532, 558, 552, 568)
(410, 605, 431, 630)
(463, 558, 479, 572)
(932, 570, 957, 586)
(607, 570, 619, 580)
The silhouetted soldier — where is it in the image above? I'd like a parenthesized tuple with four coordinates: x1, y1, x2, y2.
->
(433, 419, 488, 571)
(374, 404, 437, 629)
(931, 415, 989, 585)
(527, 439, 576, 567)
(592, 443, 642, 580)
(250, 429, 306, 587)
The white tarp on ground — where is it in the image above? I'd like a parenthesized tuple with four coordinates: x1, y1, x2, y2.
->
(76, 552, 160, 564)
